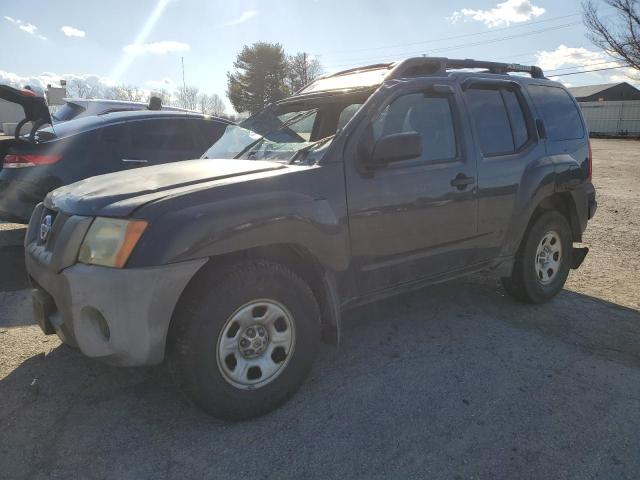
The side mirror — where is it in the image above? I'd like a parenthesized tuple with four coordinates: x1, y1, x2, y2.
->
(370, 132, 423, 166)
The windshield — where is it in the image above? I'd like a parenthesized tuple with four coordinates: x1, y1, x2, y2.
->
(202, 99, 366, 164)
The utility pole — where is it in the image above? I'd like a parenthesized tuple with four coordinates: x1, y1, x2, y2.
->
(302, 52, 308, 86)
(181, 56, 186, 90)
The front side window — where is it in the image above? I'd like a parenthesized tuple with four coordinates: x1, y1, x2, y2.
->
(372, 93, 457, 163)
(527, 85, 585, 141)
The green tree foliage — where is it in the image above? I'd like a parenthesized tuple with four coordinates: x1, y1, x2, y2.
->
(227, 42, 290, 114)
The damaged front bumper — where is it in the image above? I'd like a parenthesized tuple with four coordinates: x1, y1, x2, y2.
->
(24, 203, 207, 366)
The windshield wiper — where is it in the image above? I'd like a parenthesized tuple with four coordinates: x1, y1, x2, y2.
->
(288, 135, 336, 164)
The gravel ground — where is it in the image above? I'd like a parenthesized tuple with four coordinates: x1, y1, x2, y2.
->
(0, 139, 639, 479)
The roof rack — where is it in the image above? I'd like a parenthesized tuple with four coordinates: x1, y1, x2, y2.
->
(326, 57, 545, 81)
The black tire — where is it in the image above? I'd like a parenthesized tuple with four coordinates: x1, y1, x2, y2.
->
(502, 210, 572, 304)
(168, 260, 320, 421)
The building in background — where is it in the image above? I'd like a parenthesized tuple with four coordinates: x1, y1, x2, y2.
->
(569, 83, 640, 137)
(0, 83, 66, 136)
(569, 82, 640, 102)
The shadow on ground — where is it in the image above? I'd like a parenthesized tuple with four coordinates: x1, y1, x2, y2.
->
(0, 225, 28, 292)
(1, 275, 639, 479)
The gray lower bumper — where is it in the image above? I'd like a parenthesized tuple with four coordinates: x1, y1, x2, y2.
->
(26, 257, 207, 366)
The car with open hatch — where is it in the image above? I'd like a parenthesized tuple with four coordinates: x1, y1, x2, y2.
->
(0, 85, 233, 222)
(25, 57, 596, 420)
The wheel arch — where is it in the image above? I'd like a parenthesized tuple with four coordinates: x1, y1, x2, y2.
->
(168, 243, 342, 355)
(533, 192, 582, 242)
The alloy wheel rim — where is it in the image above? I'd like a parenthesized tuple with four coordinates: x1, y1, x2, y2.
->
(216, 299, 295, 390)
(535, 230, 562, 285)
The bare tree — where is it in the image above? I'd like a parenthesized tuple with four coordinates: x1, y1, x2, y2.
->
(175, 85, 200, 111)
(584, 0, 640, 72)
(287, 52, 323, 92)
(198, 93, 225, 116)
(66, 78, 104, 99)
(104, 84, 146, 102)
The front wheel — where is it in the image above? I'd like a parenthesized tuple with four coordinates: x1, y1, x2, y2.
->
(502, 211, 572, 304)
(168, 260, 321, 420)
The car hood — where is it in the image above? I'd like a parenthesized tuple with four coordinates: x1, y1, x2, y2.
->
(0, 85, 52, 134)
(47, 159, 285, 217)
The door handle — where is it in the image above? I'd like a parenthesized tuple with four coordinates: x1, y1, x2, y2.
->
(450, 173, 475, 190)
(121, 158, 148, 164)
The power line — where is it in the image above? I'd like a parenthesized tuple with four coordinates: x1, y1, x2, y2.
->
(553, 65, 630, 77)
(324, 22, 582, 70)
(319, 12, 582, 56)
(545, 60, 622, 73)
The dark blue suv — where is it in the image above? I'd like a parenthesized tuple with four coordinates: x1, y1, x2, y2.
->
(25, 58, 596, 420)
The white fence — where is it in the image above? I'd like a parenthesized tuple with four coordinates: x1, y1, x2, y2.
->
(578, 100, 640, 136)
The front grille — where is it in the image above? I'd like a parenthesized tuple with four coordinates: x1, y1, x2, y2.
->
(25, 203, 88, 272)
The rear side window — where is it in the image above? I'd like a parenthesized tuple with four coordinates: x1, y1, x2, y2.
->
(527, 85, 584, 141)
(466, 87, 532, 156)
(52, 103, 85, 122)
(502, 90, 529, 150)
(128, 119, 193, 151)
(465, 88, 514, 156)
(100, 124, 124, 144)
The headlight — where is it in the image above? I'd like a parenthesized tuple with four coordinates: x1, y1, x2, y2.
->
(78, 217, 148, 268)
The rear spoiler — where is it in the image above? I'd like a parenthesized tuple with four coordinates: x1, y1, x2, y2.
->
(0, 84, 52, 140)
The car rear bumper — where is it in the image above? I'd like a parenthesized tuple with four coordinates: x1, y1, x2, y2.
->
(27, 257, 207, 366)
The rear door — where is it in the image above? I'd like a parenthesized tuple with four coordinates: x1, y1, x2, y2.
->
(345, 79, 479, 295)
(461, 79, 543, 261)
(120, 118, 201, 168)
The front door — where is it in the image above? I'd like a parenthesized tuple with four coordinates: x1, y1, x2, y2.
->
(345, 80, 479, 296)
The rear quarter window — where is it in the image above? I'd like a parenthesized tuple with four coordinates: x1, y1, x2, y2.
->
(527, 85, 585, 141)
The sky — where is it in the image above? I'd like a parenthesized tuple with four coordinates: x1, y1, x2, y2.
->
(1, 0, 638, 112)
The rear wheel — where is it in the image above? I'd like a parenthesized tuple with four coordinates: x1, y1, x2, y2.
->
(168, 260, 320, 420)
(502, 211, 572, 304)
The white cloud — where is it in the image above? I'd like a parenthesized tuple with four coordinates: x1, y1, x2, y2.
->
(535, 45, 614, 71)
(224, 10, 257, 26)
(536, 45, 639, 87)
(4, 15, 46, 40)
(61, 25, 86, 38)
(122, 40, 190, 55)
(0, 71, 115, 96)
(19, 23, 37, 34)
(450, 0, 545, 27)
